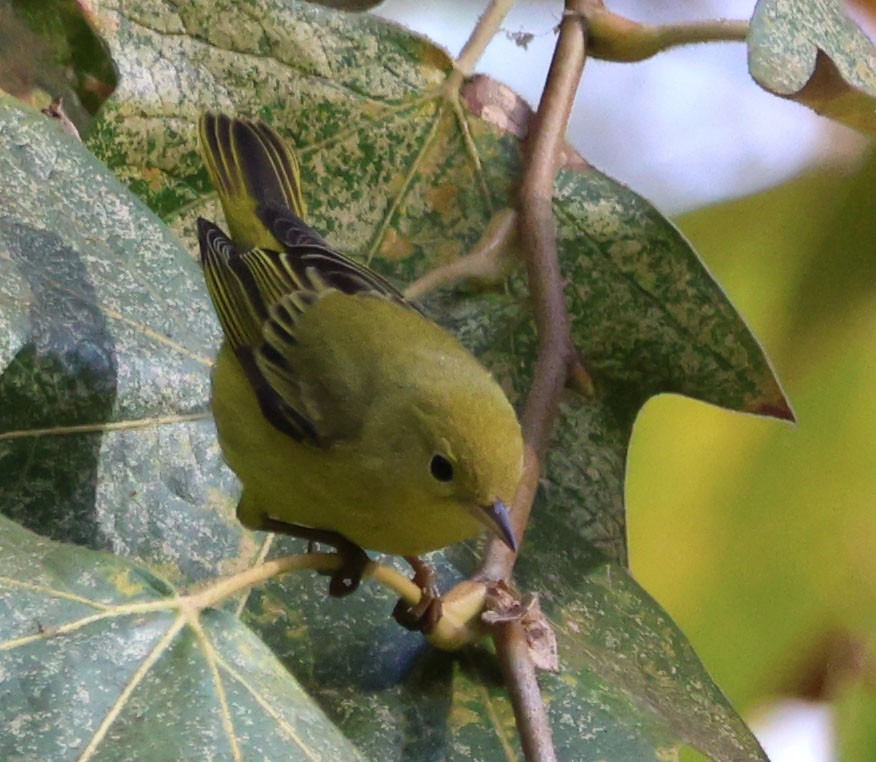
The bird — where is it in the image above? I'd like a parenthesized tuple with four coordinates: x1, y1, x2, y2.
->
(196, 113, 524, 627)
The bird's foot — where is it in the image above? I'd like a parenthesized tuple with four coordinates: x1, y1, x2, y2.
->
(392, 556, 443, 634)
(325, 539, 371, 598)
(259, 518, 370, 598)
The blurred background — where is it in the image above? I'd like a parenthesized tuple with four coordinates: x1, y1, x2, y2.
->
(375, 1, 876, 760)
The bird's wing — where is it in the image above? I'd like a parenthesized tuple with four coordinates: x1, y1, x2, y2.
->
(199, 113, 307, 249)
(198, 212, 413, 446)
(258, 203, 416, 307)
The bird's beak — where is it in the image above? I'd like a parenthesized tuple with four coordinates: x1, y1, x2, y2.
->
(473, 499, 518, 552)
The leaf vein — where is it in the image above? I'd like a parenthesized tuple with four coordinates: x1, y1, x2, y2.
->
(216, 653, 323, 762)
(77, 616, 186, 762)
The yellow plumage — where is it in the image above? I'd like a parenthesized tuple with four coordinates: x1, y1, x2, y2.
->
(197, 113, 523, 561)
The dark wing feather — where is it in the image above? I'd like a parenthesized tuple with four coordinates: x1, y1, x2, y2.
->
(200, 113, 307, 224)
(258, 203, 416, 308)
(199, 217, 321, 442)
(198, 210, 414, 446)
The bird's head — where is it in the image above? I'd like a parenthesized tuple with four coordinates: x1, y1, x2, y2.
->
(401, 360, 524, 552)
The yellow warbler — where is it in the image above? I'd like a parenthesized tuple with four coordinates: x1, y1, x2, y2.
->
(197, 113, 523, 596)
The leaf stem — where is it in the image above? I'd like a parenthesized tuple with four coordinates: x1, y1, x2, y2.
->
(480, 0, 585, 583)
(655, 18, 748, 47)
(587, 10, 748, 62)
(453, 0, 517, 81)
(181, 552, 477, 649)
(477, 2, 591, 760)
(184, 553, 344, 610)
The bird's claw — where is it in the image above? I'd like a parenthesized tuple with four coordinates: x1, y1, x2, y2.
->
(392, 555, 443, 633)
(392, 588, 443, 633)
(326, 542, 370, 598)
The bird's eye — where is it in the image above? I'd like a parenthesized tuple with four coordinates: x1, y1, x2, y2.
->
(429, 454, 454, 482)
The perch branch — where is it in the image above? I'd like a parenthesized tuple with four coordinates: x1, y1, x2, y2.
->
(496, 621, 558, 762)
(182, 553, 476, 649)
(476, 3, 591, 761)
(185, 553, 346, 610)
(480, 1, 586, 582)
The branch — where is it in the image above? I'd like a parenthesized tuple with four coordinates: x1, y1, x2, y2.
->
(182, 552, 478, 650)
(478, 3, 591, 761)
(480, 2, 585, 582)
(496, 621, 558, 762)
(184, 553, 344, 610)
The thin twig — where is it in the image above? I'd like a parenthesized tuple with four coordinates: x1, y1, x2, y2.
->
(185, 553, 347, 610)
(477, 4, 591, 761)
(182, 552, 476, 649)
(454, 0, 517, 80)
(496, 622, 558, 762)
(404, 208, 519, 300)
(480, 2, 586, 583)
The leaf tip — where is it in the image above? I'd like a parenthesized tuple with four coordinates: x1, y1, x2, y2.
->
(750, 398, 796, 423)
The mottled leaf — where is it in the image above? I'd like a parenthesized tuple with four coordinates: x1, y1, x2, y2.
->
(0, 515, 366, 761)
(0, 99, 248, 582)
(748, 0, 876, 133)
(0, 0, 788, 759)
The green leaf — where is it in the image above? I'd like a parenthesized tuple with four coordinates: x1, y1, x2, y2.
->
(748, 0, 876, 134)
(0, 99, 246, 583)
(0, 0, 787, 757)
(0, 515, 366, 760)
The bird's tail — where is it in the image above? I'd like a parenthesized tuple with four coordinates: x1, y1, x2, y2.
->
(199, 113, 307, 250)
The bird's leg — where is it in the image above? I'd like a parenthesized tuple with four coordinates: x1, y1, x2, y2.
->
(392, 555, 443, 634)
(257, 516, 370, 597)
